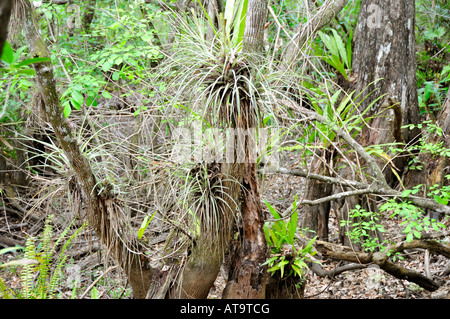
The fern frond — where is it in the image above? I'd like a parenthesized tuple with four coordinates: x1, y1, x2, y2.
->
(36, 215, 54, 298)
(0, 277, 15, 299)
(20, 236, 37, 299)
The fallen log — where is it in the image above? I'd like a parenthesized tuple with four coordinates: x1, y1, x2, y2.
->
(314, 239, 450, 292)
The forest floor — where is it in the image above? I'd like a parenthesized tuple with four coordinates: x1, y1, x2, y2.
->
(0, 154, 449, 299)
(207, 170, 450, 300)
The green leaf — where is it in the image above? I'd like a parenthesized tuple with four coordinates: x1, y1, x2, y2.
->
(279, 260, 289, 278)
(263, 223, 272, 246)
(233, 0, 248, 50)
(17, 68, 36, 76)
(16, 57, 51, 67)
(72, 90, 84, 106)
(1, 42, 14, 64)
(0, 246, 24, 255)
(319, 31, 338, 58)
(424, 82, 433, 102)
(269, 228, 279, 247)
(264, 200, 281, 220)
(406, 232, 414, 242)
(13, 45, 27, 62)
(346, 29, 353, 70)
(90, 286, 99, 299)
(288, 195, 298, 244)
(102, 61, 112, 72)
(86, 95, 98, 107)
(138, 212, 157, 240)
(291, 263, 301, 275)
(441, 65, 450, 77)
(63, 101, 72, 118)
(112, 71, 120, 81)
(402, 189, 412, 197)
(434, 195, 448, 206)
(268, 264, 280, 273)
(332, 29, 348, 68)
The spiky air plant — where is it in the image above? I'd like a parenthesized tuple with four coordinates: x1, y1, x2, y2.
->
(146, 9, 264, 297)
(147, 5, 318, 297)
(159, 9, 277, 131)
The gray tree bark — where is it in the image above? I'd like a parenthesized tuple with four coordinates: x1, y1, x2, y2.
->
(242, 0, 268, 55)
(353, 0, 420, 168)
(333, 0, 420, 247)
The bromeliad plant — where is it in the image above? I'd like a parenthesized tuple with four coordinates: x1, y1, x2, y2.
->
(263, 195, 318, 279)
(317, 28, 353, 80)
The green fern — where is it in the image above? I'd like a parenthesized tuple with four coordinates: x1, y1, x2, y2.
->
(0, 215, 85, 299)
(20, 236, 37, 298)
(0, 277, 15, 299)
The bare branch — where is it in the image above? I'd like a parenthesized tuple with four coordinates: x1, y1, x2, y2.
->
(298, 187, 374, 206)
(379, 239, 450, 260)
(271, 166, 450, 216)
(264, 167, 368, 189)
(293, 104, 388, 186)
(310, 262, 368, 279)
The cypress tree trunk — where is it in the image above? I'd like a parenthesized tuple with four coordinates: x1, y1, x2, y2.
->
(353, 0, 420, 177)
(82, 0, 96, 33)
(334, 0, 420, 246)
(301, 151, 333, 241)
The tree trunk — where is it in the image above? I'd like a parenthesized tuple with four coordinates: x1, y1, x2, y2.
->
(353, 0, 420, 179)
(169, 161, 244, 299)
(0, 0, 13, 56)
(0, 0, 12, 184)
(21, 0, 154, 299)
(403, 90, 450, 221)
(82, 0, 96, 33)
(222, 162, 267, 298)
(330, 0, 421, 247)
(265, 274, 305, 299)
(205, 0, 218, 42)
(301, 152, 333, 241)
(222, 0, 269, 299)
(242, 0, 268, 54)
